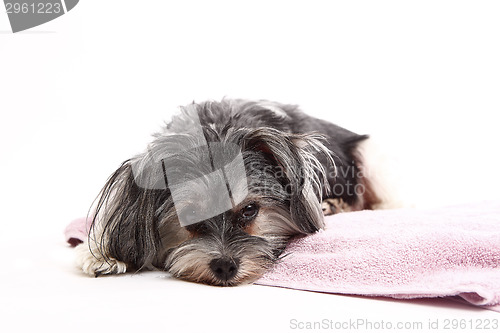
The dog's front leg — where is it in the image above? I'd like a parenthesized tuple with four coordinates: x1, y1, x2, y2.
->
(75, 242, 127, 277)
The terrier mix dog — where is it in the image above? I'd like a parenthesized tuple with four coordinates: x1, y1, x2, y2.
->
(76, 99, 389, 286)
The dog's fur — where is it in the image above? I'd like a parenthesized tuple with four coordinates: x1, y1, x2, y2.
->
(76, 99, 388, 286)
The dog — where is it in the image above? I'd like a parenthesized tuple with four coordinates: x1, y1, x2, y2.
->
(76, 99, 390, 286)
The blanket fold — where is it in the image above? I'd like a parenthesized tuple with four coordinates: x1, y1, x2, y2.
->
(64, 217, 90, 247)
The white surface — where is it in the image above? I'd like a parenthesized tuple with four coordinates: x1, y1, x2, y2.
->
(1, 1, 499, 332)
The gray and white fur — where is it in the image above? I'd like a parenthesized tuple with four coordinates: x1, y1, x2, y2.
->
(76, 99, 386, 286)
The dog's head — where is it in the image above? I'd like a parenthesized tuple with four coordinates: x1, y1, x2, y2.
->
(90, 102, 334, 286)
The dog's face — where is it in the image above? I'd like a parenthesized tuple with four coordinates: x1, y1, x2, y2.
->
(163, 133, 306, 286)
(91, 103, 333, 286)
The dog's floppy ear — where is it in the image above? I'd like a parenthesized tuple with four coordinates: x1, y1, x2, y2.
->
(243, 128, 334, 234)
(90, 158, 168, 270)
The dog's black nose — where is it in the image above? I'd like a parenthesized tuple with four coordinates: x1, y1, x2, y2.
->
(210, 258, 240, 282)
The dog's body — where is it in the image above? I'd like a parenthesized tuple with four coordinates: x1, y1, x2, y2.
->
(76, 99, 389, 286)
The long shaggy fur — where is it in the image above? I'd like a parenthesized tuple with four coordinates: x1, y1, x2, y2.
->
(76, 99, 383, 285)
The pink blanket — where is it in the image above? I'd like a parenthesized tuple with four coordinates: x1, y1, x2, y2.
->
(65, 202, 500, 311)
(255, 201, 500, 311)
(64, 217, 90, 247)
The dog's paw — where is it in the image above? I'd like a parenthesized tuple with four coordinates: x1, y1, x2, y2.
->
(321, 198, 352, 216)
(75, 243, 127, 277)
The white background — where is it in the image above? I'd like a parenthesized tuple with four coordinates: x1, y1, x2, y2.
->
(1, 1, 499, 332)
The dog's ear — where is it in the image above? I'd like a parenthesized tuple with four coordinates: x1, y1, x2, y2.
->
(90, 158, 168, 270)
(243, 128, 334, 234)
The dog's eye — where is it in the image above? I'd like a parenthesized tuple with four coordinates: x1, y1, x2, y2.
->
(239, 204, 259, 220)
